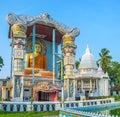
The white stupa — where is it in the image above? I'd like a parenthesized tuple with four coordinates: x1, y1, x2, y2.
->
(74, 45, 109, 99)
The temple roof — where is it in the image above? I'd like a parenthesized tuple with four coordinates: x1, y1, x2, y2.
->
(79, 45, 98, 69)
(6, 13, 80, 44)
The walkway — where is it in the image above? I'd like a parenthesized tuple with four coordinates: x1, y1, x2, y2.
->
(44, 115, 59, 117)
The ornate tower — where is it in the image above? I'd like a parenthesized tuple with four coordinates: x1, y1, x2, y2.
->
(62, 34, 76, 101)
(11, 23, 27, 101)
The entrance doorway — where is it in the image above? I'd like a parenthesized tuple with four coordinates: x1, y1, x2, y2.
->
(85, 91, 89, 100)
(6, 89, 10, 101)
(38, 91, 49, 101)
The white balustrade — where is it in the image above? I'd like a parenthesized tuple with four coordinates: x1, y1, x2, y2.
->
(37, 105, 41, 111)
(0, 98, 116, 113)
(20, 105, 23, 111)
(49, 104, 53, 111)
(6, 104, 10, 111)
(13, 104, 17, 112)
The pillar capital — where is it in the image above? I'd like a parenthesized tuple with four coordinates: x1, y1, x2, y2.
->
(62, 34, 74, 45)
(11, 23, 27, 38)
(62, 34, 76, 55)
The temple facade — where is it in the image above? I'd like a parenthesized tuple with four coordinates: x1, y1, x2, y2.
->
(2, 13, 79, 102)
(74, 45, 109, 100)
(1, 13, 109, 102)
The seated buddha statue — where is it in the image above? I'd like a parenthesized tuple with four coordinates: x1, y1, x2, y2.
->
(25, 43, 46, 69)
(24, 43, 46, 75)
(24, 43, 53, 78)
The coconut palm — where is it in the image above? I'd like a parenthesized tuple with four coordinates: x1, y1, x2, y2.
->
(97, 48, 112, 73)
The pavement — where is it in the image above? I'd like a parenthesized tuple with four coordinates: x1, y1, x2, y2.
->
(44, 115, 59, 117)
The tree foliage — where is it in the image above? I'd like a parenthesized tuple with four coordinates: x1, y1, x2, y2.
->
(75, 60, 80, 69)
(97, 48, 112, 73)
(0, 56, 4, 71)
(97, 48, 120, 87)
(107, 61, 120, 87)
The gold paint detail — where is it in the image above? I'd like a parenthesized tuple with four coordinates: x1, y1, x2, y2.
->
(62, 34, 74, 45)
(11, 23, 27, 38)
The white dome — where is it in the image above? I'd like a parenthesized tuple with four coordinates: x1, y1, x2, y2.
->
(79, 45, 98, 69)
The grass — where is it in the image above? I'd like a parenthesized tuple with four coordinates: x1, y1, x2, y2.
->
(0, 110, 59, 117)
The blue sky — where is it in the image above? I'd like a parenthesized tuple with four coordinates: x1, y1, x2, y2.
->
(0, 0, 120, 78)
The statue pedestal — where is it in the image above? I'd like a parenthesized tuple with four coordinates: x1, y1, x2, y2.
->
(23, 68, 54, 78)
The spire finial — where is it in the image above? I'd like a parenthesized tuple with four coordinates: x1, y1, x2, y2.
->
(86, 44, 90, 54)
(87, 43, 89, 48)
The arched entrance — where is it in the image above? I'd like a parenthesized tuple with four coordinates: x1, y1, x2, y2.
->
(33, 82, 59, 101)
(38, 91, 49, 101)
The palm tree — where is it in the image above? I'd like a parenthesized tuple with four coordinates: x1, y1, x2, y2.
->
(0, 56, 4, 71)
(97, 48, 112, 73)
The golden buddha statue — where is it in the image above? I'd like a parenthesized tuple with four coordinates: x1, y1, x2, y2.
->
(24, 40, 54, 78)
(25, 43, 46, 70)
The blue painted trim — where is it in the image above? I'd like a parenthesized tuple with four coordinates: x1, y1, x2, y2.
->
(52, 29, 55, 84)
(32, 25, 36, 85)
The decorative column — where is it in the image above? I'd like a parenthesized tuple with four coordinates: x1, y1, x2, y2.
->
(62, 34, 76, 101)
(11, 23, 27, 101)
(90, 79, 92, 91)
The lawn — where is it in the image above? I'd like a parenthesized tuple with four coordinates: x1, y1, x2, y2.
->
(0, 110, 59, 117)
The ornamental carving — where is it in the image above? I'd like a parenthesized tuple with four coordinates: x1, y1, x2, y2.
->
(33, 82, 59, 92)
(69, 80, 74, 97)
(64, 56, 74, 65)
(13, 38, 25, 45)
(15, 78, 22, 97)
(6, 13, 80, 38)
(62, 34, 74, 45)
(11, 23, 27, 38)
(62, 46, 76, 55)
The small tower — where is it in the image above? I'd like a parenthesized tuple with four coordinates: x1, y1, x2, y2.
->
(11, 23, 27, 101)
(62, 34, 76, 100)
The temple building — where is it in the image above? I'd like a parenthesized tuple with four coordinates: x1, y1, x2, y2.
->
(1, 13, 79, 102)
(1, 13, 109, 102)
(74, 45, 109, 100)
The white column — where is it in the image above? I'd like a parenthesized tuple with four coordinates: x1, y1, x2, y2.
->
(90, 79, 92, 90)
(61, 87, 64, 108)
(67, 79, 69, 100)
(73, 80, 76, 100)
(81, 79, 83, 92)
(2, 88, 3, 101)
(12, 76, 15, 101)
(96, 79, 99, 95)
